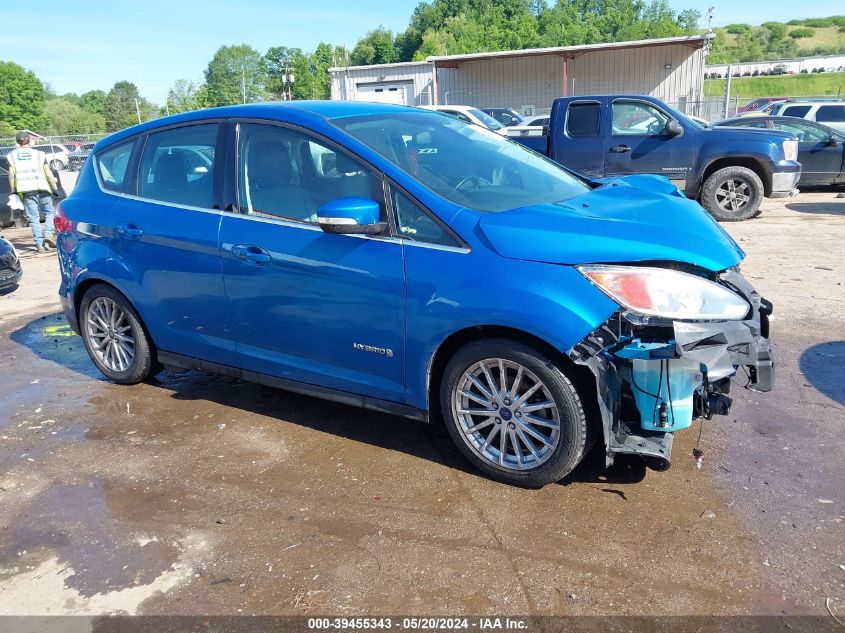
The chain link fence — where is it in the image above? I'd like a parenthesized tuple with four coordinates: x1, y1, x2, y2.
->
(0, 133, 108, 172)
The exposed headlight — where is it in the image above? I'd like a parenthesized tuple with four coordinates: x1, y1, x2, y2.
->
(578, 265, 750, 321)
(783, 139, 798, 162)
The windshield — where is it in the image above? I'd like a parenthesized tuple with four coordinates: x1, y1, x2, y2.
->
(333, 111, 590, 212)
(468, 109, 505, 130)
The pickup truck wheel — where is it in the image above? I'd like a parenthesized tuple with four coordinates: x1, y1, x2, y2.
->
(440, 339, 588, 488)
(701, 166, 764, 221)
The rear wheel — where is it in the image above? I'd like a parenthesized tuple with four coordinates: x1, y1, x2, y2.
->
(440, 339, 588, 487)
(701, 166, 764, 221)
(79, 284, 154, 384)
(49, 159, 64, 171)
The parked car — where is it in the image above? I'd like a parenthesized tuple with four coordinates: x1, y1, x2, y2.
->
(0, 234, 22, 290)
(511, 95, 801, 221)
(770, 100, 845, 133)
(33, 143, 71, 170)
(55, 102, 774, 487)
(419, 105, 508, 135)
(521, 115, 550, 127)
(716, 116, 845, 186)
(481, 108, 525, 127)
(740, 100, 788, 117)
(0, 157, 20, 228)
(738, 97, 788, 114)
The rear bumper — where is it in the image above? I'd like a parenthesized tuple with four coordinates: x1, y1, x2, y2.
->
(60, 292, 80, 334)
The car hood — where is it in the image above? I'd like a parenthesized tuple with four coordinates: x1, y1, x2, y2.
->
(703, 124, 796, 142)
(477, 175, 744, 272)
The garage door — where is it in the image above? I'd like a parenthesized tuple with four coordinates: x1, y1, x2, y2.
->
(355, 83, 410, 105)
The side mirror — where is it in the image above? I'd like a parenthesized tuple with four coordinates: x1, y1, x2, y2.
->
(827, 136, 839, 147)
(316, 197, 386, 236)
(665, 120, 684, 136)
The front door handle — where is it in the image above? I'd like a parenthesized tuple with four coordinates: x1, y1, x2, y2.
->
(609, 145, 632, 153)
(232, 244, 271, 264)
(115, 222, 143, 238)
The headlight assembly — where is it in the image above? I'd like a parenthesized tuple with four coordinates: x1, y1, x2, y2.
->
(578, 265, 750, 321)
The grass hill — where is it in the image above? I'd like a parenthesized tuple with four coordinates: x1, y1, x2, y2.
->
(707, 16, 845, 64)
(704, 72, 845, 99)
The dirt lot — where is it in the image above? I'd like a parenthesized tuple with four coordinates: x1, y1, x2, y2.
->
(0, 186, 843, 624)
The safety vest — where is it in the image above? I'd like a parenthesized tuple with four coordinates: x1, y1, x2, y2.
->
(9, 147, 52, 194)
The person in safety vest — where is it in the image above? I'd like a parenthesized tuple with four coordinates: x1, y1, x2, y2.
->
(7, 131, 59, 253)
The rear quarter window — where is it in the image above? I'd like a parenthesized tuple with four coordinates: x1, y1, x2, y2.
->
(566, 102, 600, 137)
(816, 105, 845, 123)
(96, 141, 136, 192)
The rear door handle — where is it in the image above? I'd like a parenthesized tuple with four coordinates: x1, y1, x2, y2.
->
(232, 244, 271, 264)
(115, 222, 143, 238)
(609, 145, 631, 153)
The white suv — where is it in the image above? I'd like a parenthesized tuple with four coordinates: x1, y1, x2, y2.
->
(771, 101, 845, 133)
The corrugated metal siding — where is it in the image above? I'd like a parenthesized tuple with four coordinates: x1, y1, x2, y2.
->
(330, 63, 435, 105)
(329, 46, 706, 114)
(569, 44, 704, 105)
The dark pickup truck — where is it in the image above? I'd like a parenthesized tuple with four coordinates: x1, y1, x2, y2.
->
(511, 95, 801, 220)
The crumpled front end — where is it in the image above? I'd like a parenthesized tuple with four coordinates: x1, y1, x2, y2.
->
(570, 268, 774, 468)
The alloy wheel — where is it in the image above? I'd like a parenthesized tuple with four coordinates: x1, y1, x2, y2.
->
(715, 178, 751, 212)
(85, 297, 136, 373)
(452, 358, 560, 471)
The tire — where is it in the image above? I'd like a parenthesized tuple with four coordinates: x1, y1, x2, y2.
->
(79, 284, 155, 384)
(440, 339, 588, 487)
(49, 159, 65, 171)
(701, 166, 764, 222)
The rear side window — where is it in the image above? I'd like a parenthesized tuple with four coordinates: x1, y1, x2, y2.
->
(782, 105, 812, 118)
(566, 102, 600, 137)
(138, 124, 218, 209)
(96, 141, 135, 192)
(816, 105, 845, 123)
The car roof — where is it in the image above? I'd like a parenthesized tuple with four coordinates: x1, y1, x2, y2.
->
(95, 101, 429, 151)
(421, 105, 477, 112)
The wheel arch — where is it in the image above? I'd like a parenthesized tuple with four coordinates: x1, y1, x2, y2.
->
(699, 157, 772, 197)
(426, 325, 600, 430)
(74, 276, 159, 355)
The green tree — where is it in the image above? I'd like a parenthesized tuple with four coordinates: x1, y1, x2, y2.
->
(204, 44, 267, 106)
(104, 81, 154, 132)
(166, 79, 207, 113)
(43, 98, 106, 134)
(80, 90, 107, 117)
(789, 27, 815, 39)
(351, 27, 399, 65)
(0, 61, 47, 132)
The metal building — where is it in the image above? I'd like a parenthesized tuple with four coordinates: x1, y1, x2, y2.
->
(329, 34, 712, 115)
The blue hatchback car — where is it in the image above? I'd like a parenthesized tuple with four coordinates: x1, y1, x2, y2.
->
(56, 102, 774, 487)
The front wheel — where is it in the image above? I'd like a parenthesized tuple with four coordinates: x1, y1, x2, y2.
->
(440, 339, 588, 487)
(701, 166, 764, 221)
(49, 159, 65, 171)
(79, 284, 155, 384)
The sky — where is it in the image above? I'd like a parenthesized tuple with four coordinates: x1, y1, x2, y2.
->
(1, 0, 843, 104)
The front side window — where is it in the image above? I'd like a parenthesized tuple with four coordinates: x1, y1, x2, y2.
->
(612, 101, 670, 136)
(333, 110, 589, 213)
(96, 140, 135, 192)
(782, 105, 812, 118)
(237, 123, 383, 224)
(392, 188, 460, 247)
(773, 121, 828, 143)
(816, 105, 845, 123)
(138, 124, 217, 208)
(566, 102, 600, 137)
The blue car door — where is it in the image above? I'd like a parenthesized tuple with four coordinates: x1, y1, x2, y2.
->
(219, 122, 405, 403)
(604, 98, 696, 189)
(107, 122, 234, 364)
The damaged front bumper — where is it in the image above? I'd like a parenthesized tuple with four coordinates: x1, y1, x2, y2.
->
(569, 268, 774, 468)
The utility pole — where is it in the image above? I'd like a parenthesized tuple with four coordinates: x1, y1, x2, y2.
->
(134, 98, 142, 124)
(242, 66, 247, 104)
(723, 64, 733, 119)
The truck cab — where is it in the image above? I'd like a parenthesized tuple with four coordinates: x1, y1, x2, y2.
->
(514, 95, 802, 221)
